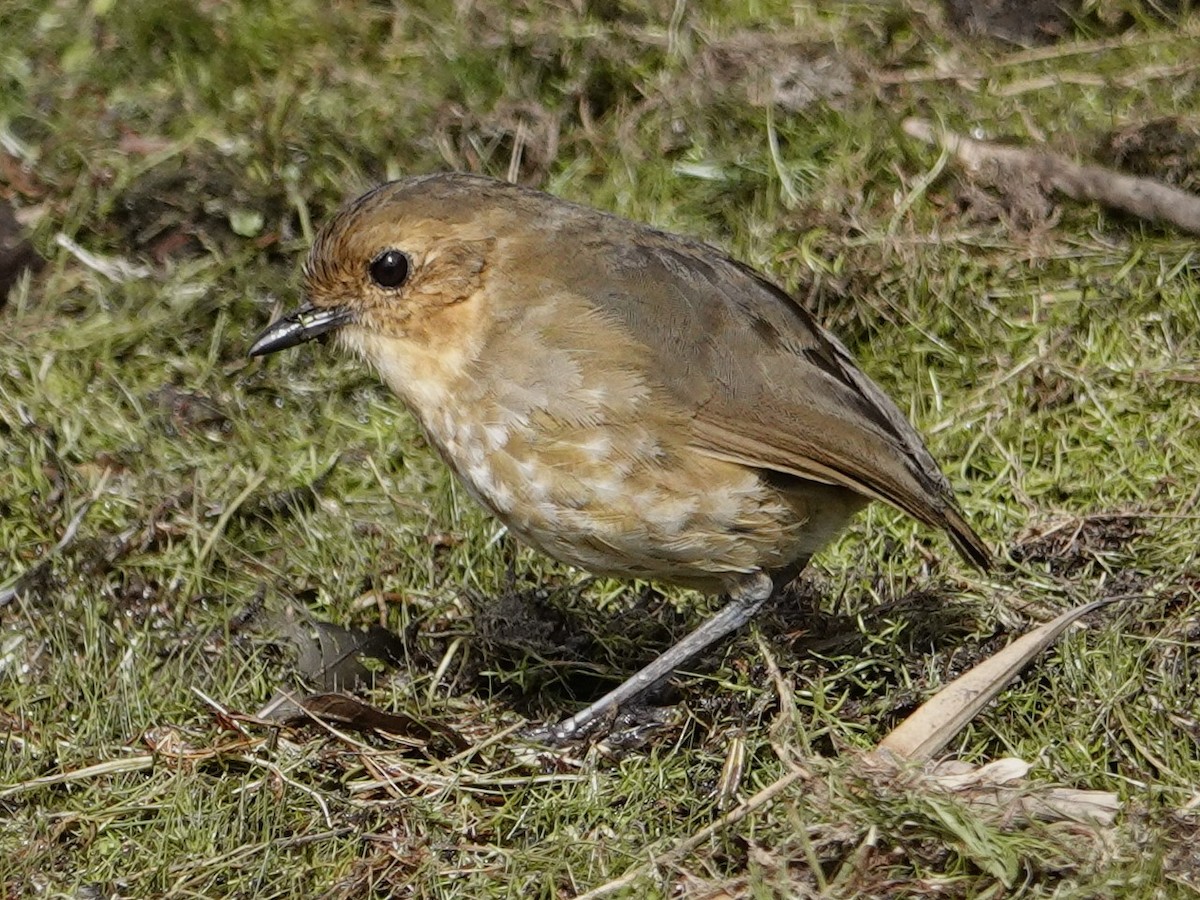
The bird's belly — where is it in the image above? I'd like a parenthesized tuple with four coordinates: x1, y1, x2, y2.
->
(425, 412, 853, 592)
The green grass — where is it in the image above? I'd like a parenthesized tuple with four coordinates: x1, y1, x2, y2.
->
(3, 0, 1200, 896)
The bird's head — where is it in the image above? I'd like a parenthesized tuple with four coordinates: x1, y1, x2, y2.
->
(249, 174, 528, 403)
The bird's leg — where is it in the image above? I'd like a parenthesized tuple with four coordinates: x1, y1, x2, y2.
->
(534, 565, 802, 744)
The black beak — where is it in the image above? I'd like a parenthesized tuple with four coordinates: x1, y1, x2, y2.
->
(249, 305, 353, 357)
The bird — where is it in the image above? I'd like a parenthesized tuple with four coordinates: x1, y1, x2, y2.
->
(249, 172, 990, 742)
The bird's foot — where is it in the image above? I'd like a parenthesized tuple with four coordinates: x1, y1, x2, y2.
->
(521, 703, 678, 749)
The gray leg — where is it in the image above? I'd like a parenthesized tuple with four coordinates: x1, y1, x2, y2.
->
(532, 566, 797, 744)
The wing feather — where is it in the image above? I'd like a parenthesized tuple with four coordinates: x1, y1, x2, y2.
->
(577, 231, 990, 569)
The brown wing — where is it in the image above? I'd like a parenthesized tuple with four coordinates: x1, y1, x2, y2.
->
(578, 228, 990, 569)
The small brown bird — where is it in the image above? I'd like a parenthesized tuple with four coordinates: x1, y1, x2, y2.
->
(250, 173, 989, 740)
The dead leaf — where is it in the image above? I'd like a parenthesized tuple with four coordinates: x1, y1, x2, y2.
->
(874, 595, 1128, 763)
(274, 692, 466, 749)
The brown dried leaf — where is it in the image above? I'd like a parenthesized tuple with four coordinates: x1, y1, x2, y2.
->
(873, 756, 1120, 827)
(288, 619, 406, 693)
(875, 595, 1125, 763)
(288, 693, 465, 749)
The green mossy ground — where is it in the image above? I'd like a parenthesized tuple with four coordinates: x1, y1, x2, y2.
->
(2, 2, 1199, 896)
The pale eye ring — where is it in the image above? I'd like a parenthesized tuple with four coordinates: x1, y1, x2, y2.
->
(368, 249, 410, 289)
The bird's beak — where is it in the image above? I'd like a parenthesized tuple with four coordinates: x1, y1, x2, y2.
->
(249, 304, 354, 357)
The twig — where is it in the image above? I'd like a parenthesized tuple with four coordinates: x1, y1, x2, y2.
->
(228, 754, 335, 829)
(996, 61, 1200, 97)
(904, 118, 1200, 235)
(192, 686, 254, 737)
(756, 632, 794, 736)
(54, 232, 151, 281)
(0, 755, 155, 798)
(877, 26, 1199, 85)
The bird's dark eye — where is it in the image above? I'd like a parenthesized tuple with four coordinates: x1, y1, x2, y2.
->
(368, 249, 410, 289)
